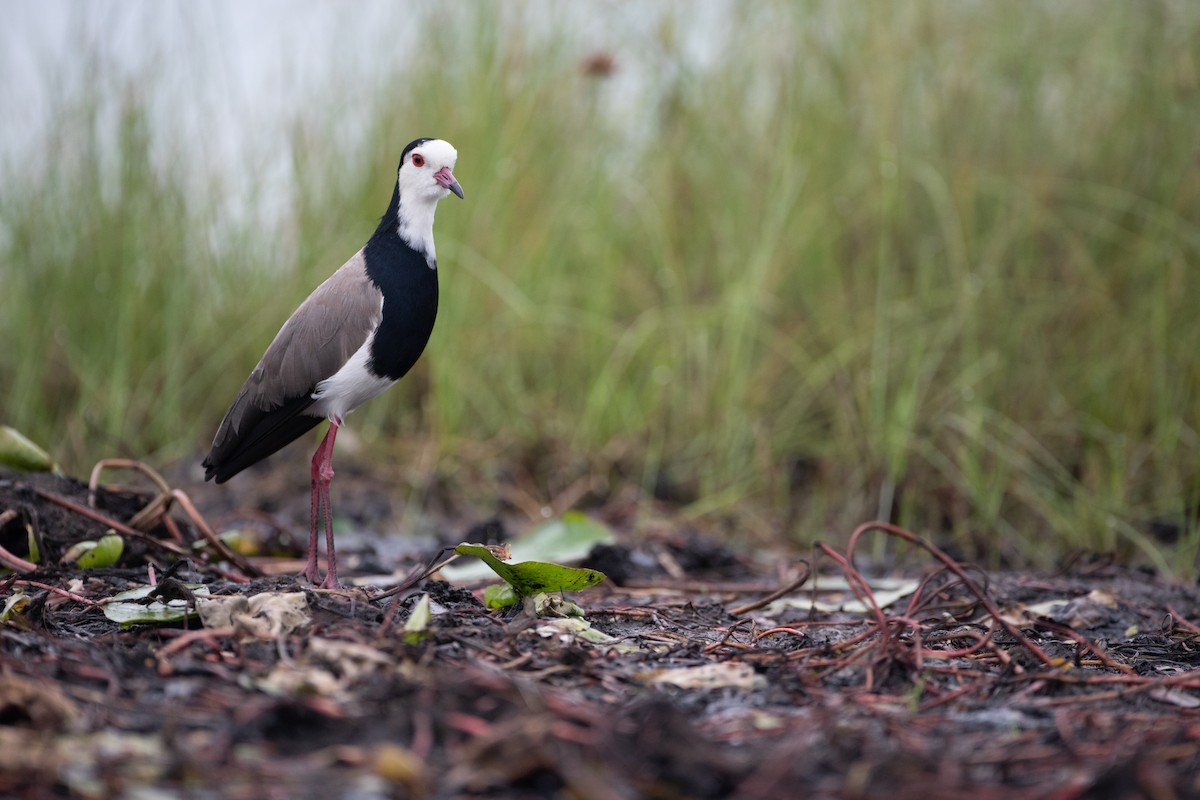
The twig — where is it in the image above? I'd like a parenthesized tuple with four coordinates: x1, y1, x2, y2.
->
(154, 626, 236, 676)
(0, 510, 37, 572)
(169, 489, 259, 579)
(729, 561, 811, 616)
(1167, 607, 1200, 637)
(0, 545, 38, 574)
(37, 485, 257, 580)
(845, 521, 1057, 669)
(34, 488, 191, 558)
(88, 458, 178, 535)
(7, 579, 98, 606)
(1030, 617, 1135, 674)
(88, 457, 171, 505)
(702, 618, 755, 653)
(374, 547, 462, 635)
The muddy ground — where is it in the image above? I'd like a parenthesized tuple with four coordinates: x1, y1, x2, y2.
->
(1, 459, 1200, 799)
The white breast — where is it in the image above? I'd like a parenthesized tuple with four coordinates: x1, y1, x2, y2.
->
(308, 333, 395, 423)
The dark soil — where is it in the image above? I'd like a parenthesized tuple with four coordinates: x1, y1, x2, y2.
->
(2, 463, 1200, 799)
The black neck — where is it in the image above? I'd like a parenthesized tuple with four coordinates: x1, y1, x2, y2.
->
(361, 185, 439, 382)
(369, 182, 403, 246)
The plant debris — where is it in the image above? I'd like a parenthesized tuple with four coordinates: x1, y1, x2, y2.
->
(2, 463, 1200, 798)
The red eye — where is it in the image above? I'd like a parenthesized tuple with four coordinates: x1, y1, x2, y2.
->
(412, 153, 425, 167)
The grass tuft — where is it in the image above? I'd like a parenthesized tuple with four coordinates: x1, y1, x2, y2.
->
(3, 1, 1199, 568)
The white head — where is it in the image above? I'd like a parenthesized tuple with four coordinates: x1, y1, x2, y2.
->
(398, 138, 462, 202)
(394, 138, 462, 260)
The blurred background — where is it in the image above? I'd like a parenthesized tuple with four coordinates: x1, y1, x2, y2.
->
(2, 1, 1198, 569)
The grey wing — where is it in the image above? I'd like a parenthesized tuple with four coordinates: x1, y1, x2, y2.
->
(205, 251, 382, 463)
(246, 251, 383, 409)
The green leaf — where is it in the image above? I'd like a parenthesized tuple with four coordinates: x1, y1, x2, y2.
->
(74, 533, 124, 569)
(483, 583, 517, 609)
(61, 541, 94, 565)
(453, 543, 607, 599)
(441, 512, 616, 583)
(102, 584, 208, 627)
(1, 589, 29, 622)
(0, 426, 56, 473)
(26, 525, 39, 564)
(402, 593, 432, 643)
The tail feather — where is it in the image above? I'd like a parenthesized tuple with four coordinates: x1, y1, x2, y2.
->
(202, 395, 323, 483)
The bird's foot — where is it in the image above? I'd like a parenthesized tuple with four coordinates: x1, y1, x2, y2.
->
(298, 561, 324, 585)
(317, 572, 344, 591)
(297, 559, 343, 590)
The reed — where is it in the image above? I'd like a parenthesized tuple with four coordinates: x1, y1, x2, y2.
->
(3, 1, 1198, 568)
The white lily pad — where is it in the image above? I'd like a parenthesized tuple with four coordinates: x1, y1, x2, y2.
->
(102, 584, 209, 627)
(762, 576, 921, 614)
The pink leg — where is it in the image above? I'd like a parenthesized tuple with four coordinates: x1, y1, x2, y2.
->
(300, 447, 326, 584)
(317, 422, 340, 589)
(299, 421, 341, 587)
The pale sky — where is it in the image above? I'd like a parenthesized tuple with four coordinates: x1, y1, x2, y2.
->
(0, 1, 731, 168)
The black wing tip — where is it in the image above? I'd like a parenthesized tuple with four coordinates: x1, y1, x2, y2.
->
(201, 400, 323, 487)
(201, 455, 229, 484)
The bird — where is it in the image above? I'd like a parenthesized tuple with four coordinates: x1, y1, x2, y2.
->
(202, 138, 464, 589)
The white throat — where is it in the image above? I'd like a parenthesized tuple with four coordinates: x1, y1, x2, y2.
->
(396, 197, 439, 267)
(394, 138, 458, 269)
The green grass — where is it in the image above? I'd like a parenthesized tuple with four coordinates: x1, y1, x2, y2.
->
(3, 1, 1199, 569)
